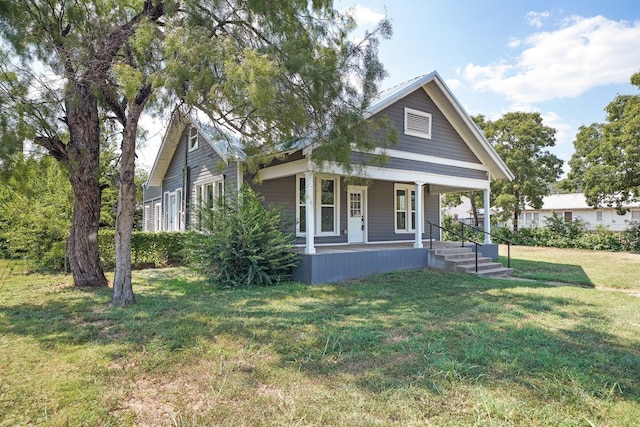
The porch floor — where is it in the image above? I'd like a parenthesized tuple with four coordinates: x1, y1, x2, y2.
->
(294, 240, 464, 254)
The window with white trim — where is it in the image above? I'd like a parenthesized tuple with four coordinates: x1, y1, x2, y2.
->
(154, 203, 161, 232)
(394, 184, 416, 233)
(404, 107, 432, 139)
(176, 188, 184, 230)
(188, 126, 199, 151)
(195, 177, 224, 227)
(320, 178, 337, 234)
(632, 210, 640, 221)
(143, 206, 150, 231)
(297, 176, 307, 234)
(596, 210, 603, 221)
(295, 175, 340, 236)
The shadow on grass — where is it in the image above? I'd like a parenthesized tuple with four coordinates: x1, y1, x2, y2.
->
(1, 266, 638, 410)
(500, 255, 595, 287)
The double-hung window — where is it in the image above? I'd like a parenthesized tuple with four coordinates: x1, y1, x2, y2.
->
(296, 175, 340, 236)
(194, 177, 224, 228)
(394, 184, 416, 233)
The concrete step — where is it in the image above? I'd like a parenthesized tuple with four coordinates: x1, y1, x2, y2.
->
(473, 267, 514, 277)
(433, 247, 475, 256)
(428, 244, 513, 277)
(454, 261, 505, 273)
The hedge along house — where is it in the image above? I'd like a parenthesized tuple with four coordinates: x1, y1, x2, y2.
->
(143, 71, 514, 283)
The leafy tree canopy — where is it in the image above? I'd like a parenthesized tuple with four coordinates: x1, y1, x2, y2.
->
(562, 71, 640, 213)
(474, 112, 563, 229)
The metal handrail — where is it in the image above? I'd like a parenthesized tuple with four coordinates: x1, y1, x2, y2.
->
(426, 221, 482, 273)
(456, 221, 512, 269)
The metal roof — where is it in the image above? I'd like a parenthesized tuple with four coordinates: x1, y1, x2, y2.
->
(526, 193, 640, 210)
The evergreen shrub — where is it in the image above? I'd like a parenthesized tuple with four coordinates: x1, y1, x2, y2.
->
(184, 185, 298, 288)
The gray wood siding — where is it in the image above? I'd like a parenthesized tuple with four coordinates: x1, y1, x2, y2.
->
(380, 157, 487, 180)
(250, 175, 347, 245)
(373, 88, 481, 164)
(367, 181, 441, 242)
(143, 185, 161, 200)
(159, 126, 238, 229)
(367, 180, 398, 241)
(425, 192, 441, 241)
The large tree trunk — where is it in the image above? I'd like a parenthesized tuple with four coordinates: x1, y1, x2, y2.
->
(111, 86, 152, 306)
(65, 83, 108, 288)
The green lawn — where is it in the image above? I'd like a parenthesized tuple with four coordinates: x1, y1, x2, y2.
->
(1, 255, 639, 426)
(502, 245, 640, 290)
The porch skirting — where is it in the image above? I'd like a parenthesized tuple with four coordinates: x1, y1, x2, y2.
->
(290, 242, 500, 284)
(292, 247, 429, 284)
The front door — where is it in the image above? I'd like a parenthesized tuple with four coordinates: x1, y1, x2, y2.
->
(348, 187, 366, 243)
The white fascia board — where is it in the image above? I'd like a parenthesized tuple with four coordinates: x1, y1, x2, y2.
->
(366, 147, 489, 172)
(257, 158, 309, 181)
(146, 114, 187, 187)
(366, 72, 437, 117)
(318, 161, 491, 191)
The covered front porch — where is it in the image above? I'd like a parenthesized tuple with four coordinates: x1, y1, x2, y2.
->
(291, 239, 504, 284)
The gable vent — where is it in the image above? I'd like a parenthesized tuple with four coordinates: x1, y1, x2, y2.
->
(404, 107, 432, 139)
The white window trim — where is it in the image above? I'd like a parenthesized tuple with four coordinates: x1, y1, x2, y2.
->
(163, 189, 186, 231)
(194, 175, 225, 210)
(631, 210, 640, 221)
(404, 107, 432, 139)
(394, 183, 416, 234)
(143, 205, 150, 231)
(596, 210, 603, 221)
(175, 187, 184, 231)
(296, 175, 306, 236)
(154, 202, 161, 232)
(163, 191, 170, 231)
(188, 126, 199, 152)
(296, 174, 341, 237)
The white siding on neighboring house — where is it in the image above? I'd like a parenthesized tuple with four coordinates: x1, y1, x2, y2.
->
(519, 193, 640, 232)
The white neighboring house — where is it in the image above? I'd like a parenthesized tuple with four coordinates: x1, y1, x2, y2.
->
(519, 193, 640, 231)
(442, 196, 488, 225)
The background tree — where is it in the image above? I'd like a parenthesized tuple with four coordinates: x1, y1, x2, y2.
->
(0, 155, 72, 271)
(562, 71, 640, 212)
(474, 113, 563, 231)
(442, 191, 484, 226)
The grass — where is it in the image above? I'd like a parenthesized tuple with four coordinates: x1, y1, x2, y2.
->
(502, 245, 640, 290)
(1, 255, 639, 426)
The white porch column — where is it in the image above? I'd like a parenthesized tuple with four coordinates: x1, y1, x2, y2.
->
(483, 188, 492, 243)
(414, 182, 425, 248)
(305, 171, 316, 254)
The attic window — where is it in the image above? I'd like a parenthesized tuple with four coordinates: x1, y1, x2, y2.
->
(188, 126, 198, 151)
(404, 107, 432, 139)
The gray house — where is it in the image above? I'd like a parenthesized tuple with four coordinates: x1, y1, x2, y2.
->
(143, 71, 514, 283)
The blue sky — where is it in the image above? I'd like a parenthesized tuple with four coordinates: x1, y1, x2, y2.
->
(337, 0, 640, 173)
(138, 1, 640, 173)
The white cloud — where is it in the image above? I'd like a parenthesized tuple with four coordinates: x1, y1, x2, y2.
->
(444, 78, 461, 90)
(463, 15, 640, 106)
(342, 4, 385, 27)
(526, 11, 550, 28)
(541, 111, 573, 147)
